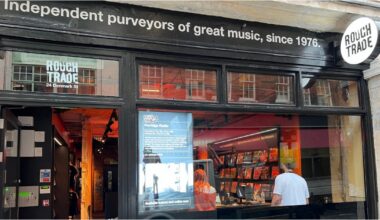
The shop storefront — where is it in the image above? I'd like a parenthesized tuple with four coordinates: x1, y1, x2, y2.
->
(0, 1, 377, 219)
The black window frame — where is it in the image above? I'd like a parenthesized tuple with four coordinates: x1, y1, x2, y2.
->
(1, 49, 122, 98)
(300, 73, 363, 109)
(132, 51, 373, 219)
(0, 33, 375, 219)
(225, 68, 297, 106)
(136, 58, 222, 104)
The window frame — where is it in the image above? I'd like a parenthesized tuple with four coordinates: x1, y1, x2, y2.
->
(4, 50, 119, 96)
(300, 73, 362, 109)
(0, 43, 126, 107)
(136, 59, 220, 103)
(226, 68, 297, 106)
(0, 33, 373, 220)
(133, 54, 371, 220)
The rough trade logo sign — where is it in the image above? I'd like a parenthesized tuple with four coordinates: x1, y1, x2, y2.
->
(46, 61, 79, 88)
(340, 17, 378, 65)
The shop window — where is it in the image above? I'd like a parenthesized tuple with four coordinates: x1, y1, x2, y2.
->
(137, 109, 366, 218)
(228, 72, 294, 105)
(0, 51, 119, 96)
(139, 64, 217, 102)
(302, 77, 359, 107)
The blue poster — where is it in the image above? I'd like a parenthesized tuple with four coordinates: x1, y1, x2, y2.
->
(138, 111, 194, 213)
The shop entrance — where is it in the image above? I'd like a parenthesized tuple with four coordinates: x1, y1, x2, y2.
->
(0, 106, 119, 219)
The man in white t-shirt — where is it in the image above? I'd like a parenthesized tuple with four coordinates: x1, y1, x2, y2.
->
(271, 163, 309, 206)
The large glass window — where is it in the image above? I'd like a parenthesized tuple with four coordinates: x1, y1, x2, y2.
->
(139, 64, 217, 102)
(302, 77, 359, 107)
(138, 109, 366, 218)
(228, 72, 294, 104)
(0, 51, 119, 96)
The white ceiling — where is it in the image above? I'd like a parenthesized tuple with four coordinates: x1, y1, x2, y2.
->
(109, 0, 380, 33)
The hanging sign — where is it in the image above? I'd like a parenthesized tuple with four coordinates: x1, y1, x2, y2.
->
(340, 17, 378, 65)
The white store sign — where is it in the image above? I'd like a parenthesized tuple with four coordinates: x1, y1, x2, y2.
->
(46, 60, 79, 89)
(340, 17, 378, 65)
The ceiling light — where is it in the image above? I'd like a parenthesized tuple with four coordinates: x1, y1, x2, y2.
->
(212, 128, 277, 145)
(54, 137, 62, 146)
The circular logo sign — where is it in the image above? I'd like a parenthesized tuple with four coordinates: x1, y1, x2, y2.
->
(340, 17, 378, 65)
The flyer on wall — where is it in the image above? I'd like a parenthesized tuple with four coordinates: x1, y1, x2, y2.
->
(138, 111, 194, 213)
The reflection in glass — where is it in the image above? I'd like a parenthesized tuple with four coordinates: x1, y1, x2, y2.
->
(228, 72, 294, 104)
(0, 51, 119, 96)
(139, 64, 217, 102)
(302, 77, 359, 107)
(138, 109, 366, 218)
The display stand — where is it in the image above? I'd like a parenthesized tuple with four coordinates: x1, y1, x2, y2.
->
(209, 128, 280, 207)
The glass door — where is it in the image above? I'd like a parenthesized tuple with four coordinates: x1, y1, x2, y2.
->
(1, 108, 21, 219)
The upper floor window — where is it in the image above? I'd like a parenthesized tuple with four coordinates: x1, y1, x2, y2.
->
(276, 76, 291, 104)
(0, 51, 119, 96)
(186, 69, 206, 99)
(228, 71, 294, 105)
(139, 64, 217, 102)
(139, 65, 163, 98)
(239, 73, 256, 101)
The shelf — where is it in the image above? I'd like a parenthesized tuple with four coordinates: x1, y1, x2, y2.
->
(222, 161, 279, 167)
(217, 177, 274, 183)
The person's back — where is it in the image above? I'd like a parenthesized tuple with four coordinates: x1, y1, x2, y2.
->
(69, 189, 79, 218)
(193, 169, 216, 211)
(273, 172, 309, 206)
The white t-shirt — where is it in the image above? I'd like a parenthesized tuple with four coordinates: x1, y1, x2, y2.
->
(273, 172, 309, 206)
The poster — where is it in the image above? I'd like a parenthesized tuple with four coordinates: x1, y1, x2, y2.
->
(138, 111, 194, 213)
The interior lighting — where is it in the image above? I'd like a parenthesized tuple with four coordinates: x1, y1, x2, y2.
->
(54, 137, 62, 146)
(212, 128, 277, 145)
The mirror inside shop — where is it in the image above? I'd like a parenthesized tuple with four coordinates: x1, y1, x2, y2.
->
(138, 110, 366, 218)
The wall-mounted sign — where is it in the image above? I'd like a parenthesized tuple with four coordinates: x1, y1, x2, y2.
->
(340, 17, 378, 65)
(0, 1, 331, 62)
(138, 111, 194, 213)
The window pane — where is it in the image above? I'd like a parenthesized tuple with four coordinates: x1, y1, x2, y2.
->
(0, 51, 119, 96)
(138, 110, 365, 218)
(228, 72, 294, 104)
(302, 77, 359, 107)
(139, 64, 217, 102)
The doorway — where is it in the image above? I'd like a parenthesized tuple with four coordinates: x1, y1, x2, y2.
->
(0, 106, 119, 219)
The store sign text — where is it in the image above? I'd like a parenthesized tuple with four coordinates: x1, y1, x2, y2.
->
(46, 60, 78, 88)
(340, 17, 378, 65)
(1, 0, 328, 57)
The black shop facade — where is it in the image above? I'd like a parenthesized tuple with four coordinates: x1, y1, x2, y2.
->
(0, 1, 377, 219)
